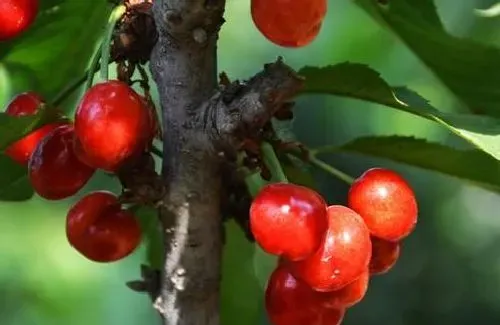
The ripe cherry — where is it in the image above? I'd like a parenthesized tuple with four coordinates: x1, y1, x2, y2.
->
(320, 269, 370, 309)
(74, 80, 152, 172)
(0, 0, 39, 41)
(28, 124, 95, 200)
(369, 236, 400, 275)
(348, 168, 418, 241)
(66, 191, 141, 262)
(251, 0, 327, 47)
(288, 205, 372, 292)
(250, 183, 328, 261)
(4, 92, 63, 165)
(266, 265, 345, 325)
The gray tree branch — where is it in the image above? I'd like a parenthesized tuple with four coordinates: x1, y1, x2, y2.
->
(149, 1, 303, 325)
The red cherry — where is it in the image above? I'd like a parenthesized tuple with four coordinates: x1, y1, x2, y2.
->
(251, 0, 327, 47)
(3, 92, 62, 165)
(4, 91, 43, 116)
(288, 205, 372, 292)
(74, 80, 152, 172)
(66, 191, 141, 262)
(320, 269, 370, 309)
(250, 183, 328, 261)
(0, 0, 38, 41)
(369, 236, 400, 275)
(348, 168, 418, 241)
(28, 124, 95, 200)
(266, 265, 345, 325)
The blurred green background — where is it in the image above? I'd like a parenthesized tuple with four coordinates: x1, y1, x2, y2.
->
(1, 0, 500, 324)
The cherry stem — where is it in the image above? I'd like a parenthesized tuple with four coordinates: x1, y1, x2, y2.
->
(52, 70, 90, 107)
(86, 42, 103, 90)
(261, 142, 289, 183)
(100, 5, 126, 81)
(151, 145, 163, 159)
(308, 154, 355, 185)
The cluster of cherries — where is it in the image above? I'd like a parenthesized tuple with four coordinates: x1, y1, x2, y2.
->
(250, 169, 418, 325)
(4, 80, 157, 262)
(251, 0, 327, 48)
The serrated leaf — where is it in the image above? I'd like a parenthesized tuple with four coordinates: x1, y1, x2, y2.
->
(1, 1, 110, 103)
(132, 206, 163, 269)
(0, 155, 33, 201)
(0, 108, 64, 151)
(298, 63, 500, 161)
(353, 0, 500, 117)
(331, 136, 500, 192)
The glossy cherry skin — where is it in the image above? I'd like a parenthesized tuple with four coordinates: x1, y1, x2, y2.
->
(0, 0, 38, 41)
(251, 0, 327, 47)
(28, 124, 96, 200)
(4, 92, 62, 165)
(288, 205, 372, 292)
(250, 183, 328, 261)
(74, 80, 152, 172)
(66, 191, 141, 262)
(369, 236, 400, 275)
(320, 269, 369, 309)
(266, 265, 345, 325)
(348, 168, 418, 241)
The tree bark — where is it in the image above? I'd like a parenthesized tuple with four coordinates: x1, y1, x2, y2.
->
(150, 1, 225, 325)
(149, 1, 304, 325)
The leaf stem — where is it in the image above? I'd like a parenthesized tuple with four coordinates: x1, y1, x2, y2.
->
(308, 154, 355, 185)
(100, 5, 126, 81)
(261, 142, 289, 183)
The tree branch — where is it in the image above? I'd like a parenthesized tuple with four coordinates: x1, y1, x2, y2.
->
(149, 1, 303, 324)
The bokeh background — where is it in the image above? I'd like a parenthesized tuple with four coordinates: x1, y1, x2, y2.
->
(1, 0, 500, 324)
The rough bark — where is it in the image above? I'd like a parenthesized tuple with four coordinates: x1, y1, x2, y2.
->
(149, 1, 304, 325)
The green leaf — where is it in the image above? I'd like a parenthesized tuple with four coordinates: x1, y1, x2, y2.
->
(0, 155, 33, 201)
(1, 1, 110, 103)
(298, 63, 500, 161)
(330, 136, 500, 192)
(353, 0, 500, 117)
(0, 108, 64, 151)
(132, 206, 163, 269)
(221, 220, 276, 325)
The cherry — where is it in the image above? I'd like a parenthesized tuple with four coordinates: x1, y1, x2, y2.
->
(0, 0, 38, 41)
(28, 124, 95, 200)
(369, 236, 400, 275)
(288, 205, 372, 292)
(66, 191, 141, 262)
(266, 265, 345, 325)
(251, 0, 327, 47)
(320, 269, 369, 309)
(74, 80, 152, 172)
(250, 183, 328, 261)
(4, 92, 63, 165)
(348, 168, 418, 241)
